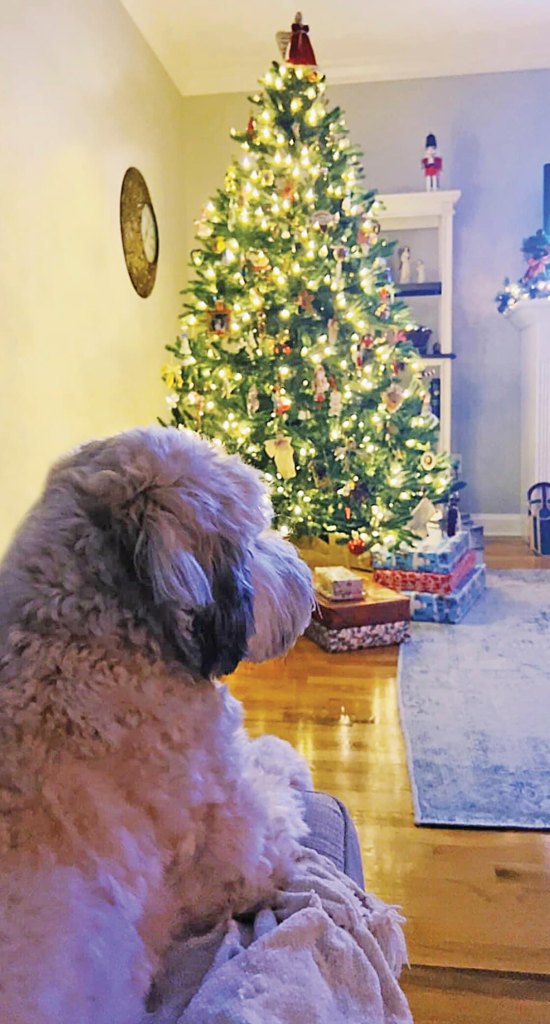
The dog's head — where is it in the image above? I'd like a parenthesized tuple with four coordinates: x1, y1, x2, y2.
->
(8, 427, 312, 678)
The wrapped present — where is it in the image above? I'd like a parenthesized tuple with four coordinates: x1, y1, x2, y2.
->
(306, 618, 410, 653)
(373, 548, 476, 596)
(313, 579, 410, 629)
(372, 530, 470, 574)
(313, 565, 364, 601)
(407, 564, 486, 623)
(460, 513, 485, 551)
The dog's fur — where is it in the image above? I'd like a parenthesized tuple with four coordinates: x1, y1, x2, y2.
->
(0, 426, 314, 1023)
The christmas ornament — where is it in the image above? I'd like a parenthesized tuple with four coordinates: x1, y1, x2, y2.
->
(260, 169, 275, 187)
(272, 385, 292, 416)
(208, 300, 231, 336)
(356, 219, 379, 252)
(408, 496, 440, 539)
(177, 329, 192, 356)
(280, 180, 296, 203)
(420, 451, 437, 471)
(247, 248, 271, 273)
(422, 133, 443, 191)
(328, 378, 342, 416)
(161, 364, 182, 391)
(333, 245, 349, 282)
(265, 435, 296, 479)
(190, 249, 203, 267)
(298, 409, 312, 421)
(383, 383, 405, 413)
(355, 334, 374, 368)
(344, 506, 352, 521)
(312, 364, 330, 402)
(311, 461, 331, 489)
(287, 12, 317, 66)
(327, 317, 339, 346)
(311, 209, 339, 232)
(247, 116, 257, 139)
(213, 236, 226, 254)
(348, 538, 365, 555)
(256, 309, 267, 337)
(298, 288, 315, 315)
(195, 211, 213, 239)
(247, 384, 260, 415)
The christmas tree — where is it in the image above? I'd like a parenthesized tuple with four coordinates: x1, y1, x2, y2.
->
(163, 14, 451, 554)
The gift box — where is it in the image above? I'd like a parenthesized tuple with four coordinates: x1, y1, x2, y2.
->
(313, 579, 410, 629)
(460, 513, 485, 552)
(372, 530, 470, 574)
(306, 618, 410, 653)
(373, 548, 476, 596)
(406, 564, 486, 624)
(313, 565, 364, 602)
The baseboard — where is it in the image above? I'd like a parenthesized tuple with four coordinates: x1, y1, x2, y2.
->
(474, 513, 526, 537)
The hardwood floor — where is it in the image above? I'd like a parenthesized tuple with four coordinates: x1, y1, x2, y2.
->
(232, 537, 550, 1022)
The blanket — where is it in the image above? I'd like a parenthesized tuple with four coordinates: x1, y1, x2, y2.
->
(143, 847, 412, 1024)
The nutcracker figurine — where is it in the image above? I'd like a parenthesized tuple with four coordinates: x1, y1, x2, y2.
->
(422, 133, 443, 191)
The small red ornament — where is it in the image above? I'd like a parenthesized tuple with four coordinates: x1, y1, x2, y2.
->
(344, 506, 352, 521)
(287, 12, 317, 67)
(247, 116, 256, 138)
(348, 538, 365, 555)
(272, 385, 292, 416)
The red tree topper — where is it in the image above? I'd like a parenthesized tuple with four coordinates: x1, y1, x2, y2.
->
(287, 12, 317, 67)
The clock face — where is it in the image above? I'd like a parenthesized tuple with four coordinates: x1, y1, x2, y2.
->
(141, 203, 158, 264)
(120, 168, 159, 297)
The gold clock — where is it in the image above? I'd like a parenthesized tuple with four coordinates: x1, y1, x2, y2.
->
(119, 167, 159, 298)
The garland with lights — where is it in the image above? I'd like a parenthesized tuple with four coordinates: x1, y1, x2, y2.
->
(496, 228, 550, 314)
(163, 16, 452, 553)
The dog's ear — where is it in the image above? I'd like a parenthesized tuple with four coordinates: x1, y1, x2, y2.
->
(76, 466, 254, 677)
(192, 542, 254, 678)
(135, 510, 254, 678)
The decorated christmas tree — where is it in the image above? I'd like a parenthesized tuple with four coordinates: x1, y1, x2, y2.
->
(163, 14, 451, 554)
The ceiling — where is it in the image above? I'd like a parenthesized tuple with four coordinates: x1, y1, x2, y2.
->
(120, 0, 550, 97)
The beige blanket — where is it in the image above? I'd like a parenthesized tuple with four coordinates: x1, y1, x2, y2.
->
(144, 847, 412, 1024)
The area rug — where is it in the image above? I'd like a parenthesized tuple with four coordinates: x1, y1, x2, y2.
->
(398, 570, 550, 829)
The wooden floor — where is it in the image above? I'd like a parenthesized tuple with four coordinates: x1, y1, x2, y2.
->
(232, 538, 550, 1022)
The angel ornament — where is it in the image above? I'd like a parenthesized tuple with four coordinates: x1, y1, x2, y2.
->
(313, 364, 330, 402)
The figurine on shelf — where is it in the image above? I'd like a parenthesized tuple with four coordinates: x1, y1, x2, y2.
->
(398, 246, 411, 284)
(422, 133, 443, 191)
(416, 259, 426, 283)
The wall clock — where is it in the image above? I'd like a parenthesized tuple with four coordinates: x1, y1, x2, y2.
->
(119, 167, 159, 298)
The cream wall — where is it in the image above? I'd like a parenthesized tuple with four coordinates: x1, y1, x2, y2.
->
(0, 0, 189, 554)
(180, 69, 550, 518)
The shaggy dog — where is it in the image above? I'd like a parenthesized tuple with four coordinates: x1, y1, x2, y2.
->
(0, 426, 314, 1024)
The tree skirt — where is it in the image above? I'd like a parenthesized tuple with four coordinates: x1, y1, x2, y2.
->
(398, 570, 550, 829)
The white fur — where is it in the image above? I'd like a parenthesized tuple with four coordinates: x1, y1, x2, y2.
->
(0, 426, 314, 1023)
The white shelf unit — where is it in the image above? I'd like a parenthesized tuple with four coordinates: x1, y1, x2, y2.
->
(376, 190, 461, 454)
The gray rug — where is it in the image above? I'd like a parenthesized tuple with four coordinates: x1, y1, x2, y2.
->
(398, 570, 550, 829)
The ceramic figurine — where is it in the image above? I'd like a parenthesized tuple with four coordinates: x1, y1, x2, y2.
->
(416, 259, 426, 283)
(422, 133, 443, 191)
(399, 246, 411, 284)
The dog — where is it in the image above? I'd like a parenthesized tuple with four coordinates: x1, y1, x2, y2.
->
(0, 426, 314, 1023)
